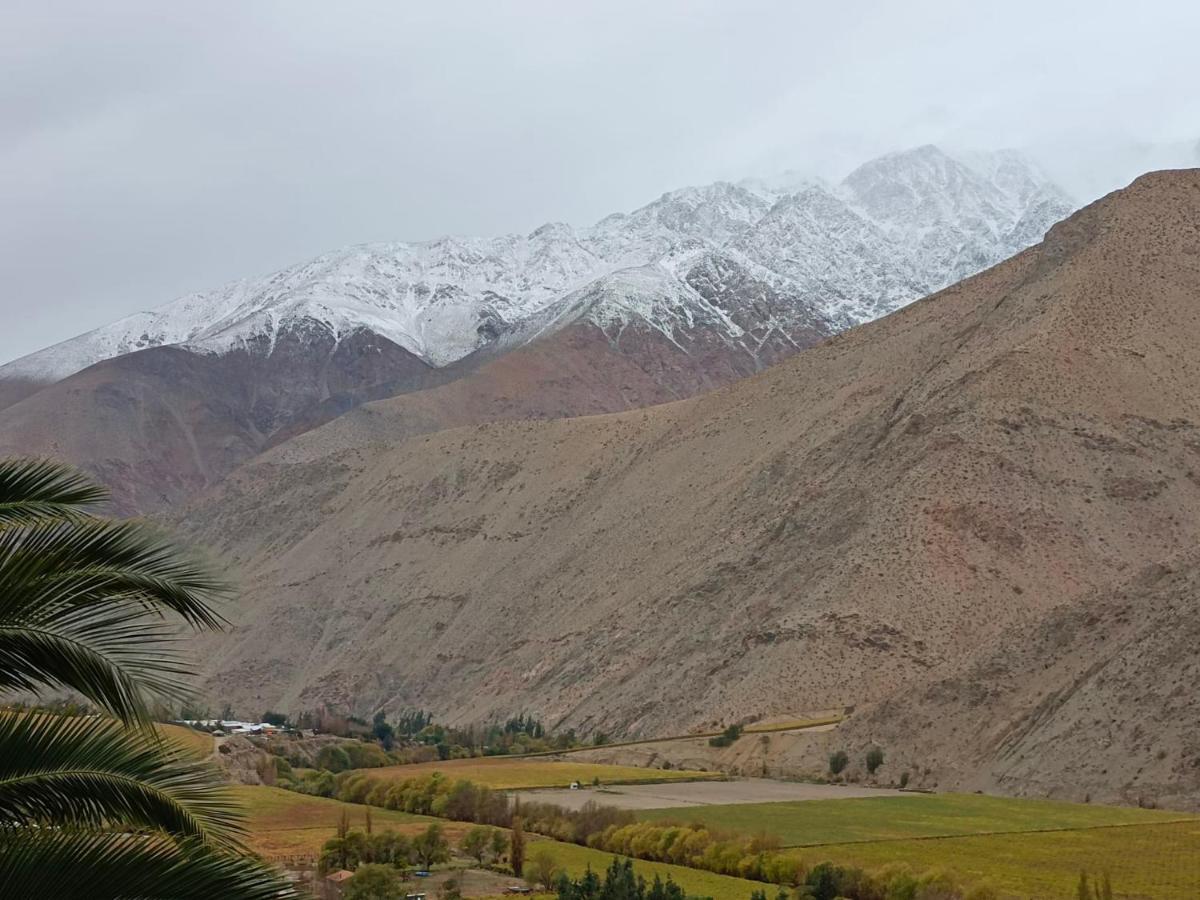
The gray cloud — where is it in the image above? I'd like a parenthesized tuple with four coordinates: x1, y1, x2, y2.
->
(3, 0, 1197, 363)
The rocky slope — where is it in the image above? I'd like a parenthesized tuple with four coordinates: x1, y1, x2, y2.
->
(174, 169, 1200, 810)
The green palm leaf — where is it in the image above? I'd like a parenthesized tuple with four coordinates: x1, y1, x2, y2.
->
(0, 830, 299, 899)
(0, 463, 229, 722)
(0, 458, 291, 897)
(0, 711, 243, 849)
(0, 457, 108, 526)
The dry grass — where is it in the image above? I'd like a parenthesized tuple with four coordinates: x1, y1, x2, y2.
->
(157, 723, 214, 757)
(355, 758, 721, 789)
(232, 786, 469, 858)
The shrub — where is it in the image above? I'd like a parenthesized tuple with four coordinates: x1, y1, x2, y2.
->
(865, 747, 884, 775)
(345, 741, 390, 769)
(527, 847, 562, 889)
(316, 745, 353, 773)
(708, 724, 743, 748)
(828, 750, 849, 775)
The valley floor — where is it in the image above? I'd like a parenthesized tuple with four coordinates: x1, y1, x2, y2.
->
(237, 762, 1200, 898)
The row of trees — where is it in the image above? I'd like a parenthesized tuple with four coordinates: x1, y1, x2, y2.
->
(0, 459, 292, 897)
(319, 819, 455, 874)
(556, 859, 701, 900)
(586, 821, 799, 883)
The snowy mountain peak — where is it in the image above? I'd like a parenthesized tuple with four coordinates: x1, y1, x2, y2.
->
(0, 146, 1076, 386)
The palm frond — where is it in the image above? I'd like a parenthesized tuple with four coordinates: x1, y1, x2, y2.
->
(0, 830, 298, 900)
(0, 458, 107, 527)
(0, 514, 230, 721)
(0, 711, 244, 849)
(0, 620, 190, 723)
(0, 517, 229, 628)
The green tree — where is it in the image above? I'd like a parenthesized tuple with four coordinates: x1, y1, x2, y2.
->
(373, 711, 395, 750)
(510, 816, 527, 877)
(490, 826, 510, 862)
(344, 863, 404, 900)
(0, 459, 293, 898)
(412, 823, 450, 869)
(460, 824, 492, 865)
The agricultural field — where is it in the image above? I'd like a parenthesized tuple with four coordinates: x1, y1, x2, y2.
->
(514, 779, 898, 811)
(232, 785, 468, 858)
(531, 837, 764, 900)
(638, 792, 1189, 846)
(802, 819, 1200, 899)
(353, 757, 722, 789)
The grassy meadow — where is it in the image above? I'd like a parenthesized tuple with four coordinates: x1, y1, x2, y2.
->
(355, 757, 722, 789)
(637, 792, 1188, 846)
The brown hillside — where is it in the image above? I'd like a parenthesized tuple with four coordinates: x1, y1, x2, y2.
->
(0, 330, 445, 514)
(179, 170, 1200, 801)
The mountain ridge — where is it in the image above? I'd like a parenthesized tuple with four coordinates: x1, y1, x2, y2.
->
(172, 170, 1200, 817)
(0, 145, 1071, 386)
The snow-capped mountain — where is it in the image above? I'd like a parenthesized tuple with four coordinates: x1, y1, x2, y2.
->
(0, 145, 1072, 387)
(0, 145, 1076, 515)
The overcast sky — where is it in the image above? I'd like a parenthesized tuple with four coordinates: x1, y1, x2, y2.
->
(3, 1, 1198, 364)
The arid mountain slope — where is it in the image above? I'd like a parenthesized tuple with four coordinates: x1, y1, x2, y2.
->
(0, 299, 829, 514)
(839, 555, 1200, 808)
(180, 172, 1200, 799)
(0, 328, 447, 514)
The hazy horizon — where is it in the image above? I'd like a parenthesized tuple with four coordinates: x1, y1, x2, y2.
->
(3, 1, 1198, 364)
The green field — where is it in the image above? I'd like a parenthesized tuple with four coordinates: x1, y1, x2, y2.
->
(639, 793, 1187, 846)
(356, 757, 722, 790)
(531, 838, 764, 900)
(802, 819, 1200, 899)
